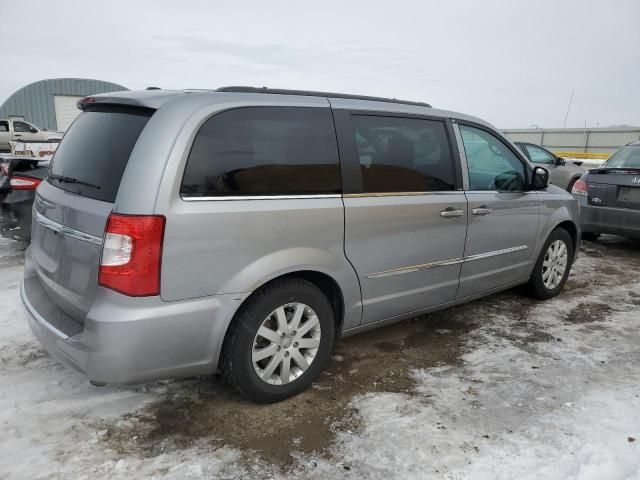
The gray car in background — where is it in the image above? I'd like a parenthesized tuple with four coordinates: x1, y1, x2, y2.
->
(572, 141, 640, 240)
(515, 141, 586, 191)
(22, 87, 580, 403)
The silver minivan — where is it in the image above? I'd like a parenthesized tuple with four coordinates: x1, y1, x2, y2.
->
(22, 87, 580, 403)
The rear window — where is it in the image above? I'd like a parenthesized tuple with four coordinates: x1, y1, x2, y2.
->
(180, 107, 341, 197)
(47, 108, 152, 202)
(604, 146, 640, 169)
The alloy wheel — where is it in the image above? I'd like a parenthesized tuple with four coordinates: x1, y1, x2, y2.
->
(252, 302, 321, 385)
(542, 239, 568, 289)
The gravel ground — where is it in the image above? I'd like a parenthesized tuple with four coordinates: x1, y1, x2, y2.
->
(0, 235, 639, 479)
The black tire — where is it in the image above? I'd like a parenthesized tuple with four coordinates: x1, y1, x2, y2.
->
(526, 228, 574, 300)
(222, 278, 335, 403)
(581, 232, 600, 241)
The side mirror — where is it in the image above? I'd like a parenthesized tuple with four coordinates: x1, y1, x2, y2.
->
(531, 166, 549, 190)
(555, 157, 566, 166)
(30, 127, 38, 133)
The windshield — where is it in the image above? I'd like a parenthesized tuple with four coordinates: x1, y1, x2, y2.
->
(47, 107, 152, 202)
(603, 146, 640, 169)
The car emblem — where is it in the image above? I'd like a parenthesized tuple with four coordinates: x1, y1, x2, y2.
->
(632, 177, 640, 185)
(591, 197, 602, 204)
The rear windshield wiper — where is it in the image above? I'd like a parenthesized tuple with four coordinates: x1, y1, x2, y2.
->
(48, 173, 101, 189)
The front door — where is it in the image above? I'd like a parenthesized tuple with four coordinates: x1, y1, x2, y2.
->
(521, 143, 569, 189)
(12, 120, 40, 143)
(338, 111, 468, 324)
(456, 123, 541, 298)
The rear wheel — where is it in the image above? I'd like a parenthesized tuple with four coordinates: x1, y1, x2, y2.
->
(526, 228, 574, 300)
(222, 278, 335, 403)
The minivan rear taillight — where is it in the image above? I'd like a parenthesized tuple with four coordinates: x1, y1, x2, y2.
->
(10, 176, 42, 190)
(99, 213, 166, 296)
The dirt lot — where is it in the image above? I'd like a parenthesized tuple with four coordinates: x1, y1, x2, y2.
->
(1, 236, 639, 479)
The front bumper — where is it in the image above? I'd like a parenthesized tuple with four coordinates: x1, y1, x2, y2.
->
(577, 196, 640, 239)
(22, 254, 247, 383)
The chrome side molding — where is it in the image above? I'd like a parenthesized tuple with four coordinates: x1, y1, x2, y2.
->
(182, 194, 342, 201)
(366, 245, 528, 279)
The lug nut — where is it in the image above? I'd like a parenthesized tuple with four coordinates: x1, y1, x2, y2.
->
(293, 342, 299, 348)
(284, 351, 290, 357)
(292, 331, 297, 336)
(276, 346, 281, 351)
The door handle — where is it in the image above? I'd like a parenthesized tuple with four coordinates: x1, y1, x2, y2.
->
(14, 134, 22, 137)
(440, 207, 464, 218)
(472, 206, 492, 216)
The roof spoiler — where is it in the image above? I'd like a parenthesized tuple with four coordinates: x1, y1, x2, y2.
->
(76, 96, 156, 110)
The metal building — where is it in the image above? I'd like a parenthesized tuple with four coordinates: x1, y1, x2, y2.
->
(503, 127, 640, 156)
(0, 78, 128, 132)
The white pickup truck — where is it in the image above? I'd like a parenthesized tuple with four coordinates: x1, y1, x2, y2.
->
(0, 119, 63, 152)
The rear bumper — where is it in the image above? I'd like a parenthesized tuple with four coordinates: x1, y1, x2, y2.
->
(22, 253, 247, 383)
(577, 196, 640, 239)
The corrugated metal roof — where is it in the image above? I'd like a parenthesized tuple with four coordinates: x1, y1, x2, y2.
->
(0, 78, 128, 130)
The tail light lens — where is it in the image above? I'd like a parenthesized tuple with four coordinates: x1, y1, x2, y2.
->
(571, 175, 589, 196)
(99, 213, 166, 296)
(10, 176, 42, 190)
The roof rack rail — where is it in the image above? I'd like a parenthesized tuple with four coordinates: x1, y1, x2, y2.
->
(215, 86, 431, 108)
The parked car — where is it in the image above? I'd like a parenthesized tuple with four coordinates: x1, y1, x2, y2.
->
(0, 119, 62, 153)
(0, 155, 47, 241)
(572, 141, 640, 240)
(514, 142, 586, 191)
(22, 87, 580, 403)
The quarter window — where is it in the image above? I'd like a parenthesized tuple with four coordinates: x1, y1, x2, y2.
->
(460, 125, 526, 191)
(181, 107, 340, 197)
(0, 121, 8, 132)
(351, 115, 455, 193)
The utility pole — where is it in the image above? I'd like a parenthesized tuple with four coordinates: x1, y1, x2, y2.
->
(562, 90, 574, 128)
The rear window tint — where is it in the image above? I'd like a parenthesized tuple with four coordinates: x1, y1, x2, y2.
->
(180, 107, 340, 197)
(47, 108, 152, 202)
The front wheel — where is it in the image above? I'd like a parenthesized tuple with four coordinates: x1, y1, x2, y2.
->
(526, 228, 574, 300)
(222, 278, 335, 403)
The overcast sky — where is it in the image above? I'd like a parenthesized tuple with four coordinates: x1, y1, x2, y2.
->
(1, 0, 639, 128)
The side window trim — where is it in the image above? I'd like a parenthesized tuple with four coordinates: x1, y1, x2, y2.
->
(455, 120, 531, 192)
(334, 109, 460, 195)
(451, 121, 470, 190)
